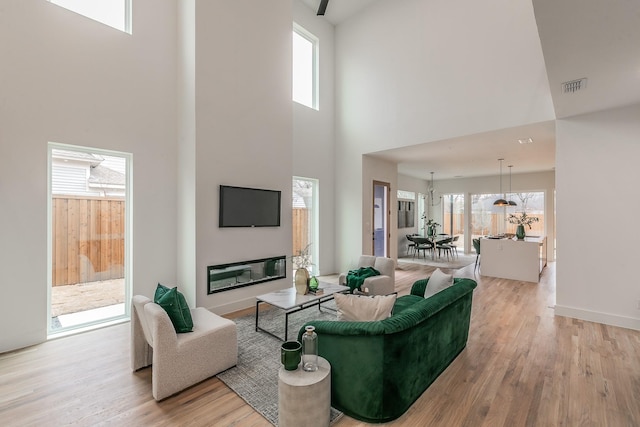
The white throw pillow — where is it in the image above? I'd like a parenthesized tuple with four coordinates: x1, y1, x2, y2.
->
(424, 268, 453, 298)
(334, 293, 396, 321)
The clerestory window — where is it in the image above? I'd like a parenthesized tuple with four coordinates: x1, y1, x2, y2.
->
(48, 0, 132, 34)
(292, 23, 319, 110)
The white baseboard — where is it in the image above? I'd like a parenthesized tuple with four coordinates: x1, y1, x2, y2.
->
(555, 305, 640, 331)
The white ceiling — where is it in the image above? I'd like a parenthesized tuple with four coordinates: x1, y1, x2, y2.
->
(369, 121, 556, 180)
(299, 0, 640, 181)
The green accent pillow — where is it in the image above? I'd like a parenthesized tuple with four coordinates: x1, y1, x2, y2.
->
(154, 285, 193, 333)
(154, 283, 171, 301)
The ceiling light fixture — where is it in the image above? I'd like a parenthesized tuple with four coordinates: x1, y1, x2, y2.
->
(518, 138, 533, 144)
(428, 172, 441, 207)
(508, 165, 517, 206)
(493, 159, 508, 207)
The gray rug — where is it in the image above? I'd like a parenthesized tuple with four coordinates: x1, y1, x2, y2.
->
(217, 303, 341, 426)
(398, 252, 476, 269)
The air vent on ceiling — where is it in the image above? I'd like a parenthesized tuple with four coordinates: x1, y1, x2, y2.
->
(562, 78, 587, 94)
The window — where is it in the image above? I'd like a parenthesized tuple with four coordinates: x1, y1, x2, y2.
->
(506, 192, 545, 236)
(470, 192, 544, 238)
(49, 143, 132, 335)
(292, 24, 318, 110)
(417, 193, 426, 234)
(48, 0, 132, 34)
(292, 177, 319, 274)
(442, 194, 465, 246)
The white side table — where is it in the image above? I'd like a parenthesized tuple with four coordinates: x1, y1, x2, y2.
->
(278, 356, 331, 427)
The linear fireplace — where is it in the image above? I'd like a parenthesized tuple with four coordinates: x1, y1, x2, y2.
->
(207, 255, 287, 294)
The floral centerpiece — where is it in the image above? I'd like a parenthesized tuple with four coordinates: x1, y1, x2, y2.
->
(423, 218, 440, 237)
(291, 243, 313, 270)
(508, 212, 539, 240)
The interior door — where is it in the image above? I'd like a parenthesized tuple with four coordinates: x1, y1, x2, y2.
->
(373, 181, 390, 257)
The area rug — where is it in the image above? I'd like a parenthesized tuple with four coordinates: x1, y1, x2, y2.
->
(398, 252, 476, 269)
(217, 304, 342, 426)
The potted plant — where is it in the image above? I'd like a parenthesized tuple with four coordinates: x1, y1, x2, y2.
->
(291, 243, 313, 294)
(507, 212, 539, 240)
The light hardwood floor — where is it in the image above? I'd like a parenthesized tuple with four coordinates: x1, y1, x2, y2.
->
(1, 261, 639, 426)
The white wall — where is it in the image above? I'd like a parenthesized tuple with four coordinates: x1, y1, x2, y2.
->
(555, 104, 640, 330)
(292, 2, 336, 276)
(334, 0, 555, 270)
(192, 0, 294, 315)
(0, 0, 178, 352)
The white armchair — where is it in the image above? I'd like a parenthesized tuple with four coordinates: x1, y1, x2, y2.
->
(338, 255, 396, 295)
(131, 295, 237, 400)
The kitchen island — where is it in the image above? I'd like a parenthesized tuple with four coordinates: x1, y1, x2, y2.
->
(480, 236, 547, 283)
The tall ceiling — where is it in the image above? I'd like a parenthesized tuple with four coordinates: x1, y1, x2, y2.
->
(300, 0, 379, 25)
(300, 0, 640, 180)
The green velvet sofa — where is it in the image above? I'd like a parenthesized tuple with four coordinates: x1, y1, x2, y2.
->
(298, 277, 477, 423)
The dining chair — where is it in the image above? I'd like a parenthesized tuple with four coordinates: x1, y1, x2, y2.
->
(449, 235, 460, 258)
(406, 234, 416, 257)
(436, 237, 453, 261)
(413, 237, 433, 259)
(473, 238, 481, 270)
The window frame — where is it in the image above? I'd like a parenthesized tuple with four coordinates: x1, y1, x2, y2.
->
(47, 142, 133, 336)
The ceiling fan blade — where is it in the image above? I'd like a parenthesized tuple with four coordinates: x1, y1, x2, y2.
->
(317, 0, 329, 16)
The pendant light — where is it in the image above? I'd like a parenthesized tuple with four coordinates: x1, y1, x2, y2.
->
(493, 159, 509, 206)
(508, 165, 517, 206)
(428, 172, 441, 207)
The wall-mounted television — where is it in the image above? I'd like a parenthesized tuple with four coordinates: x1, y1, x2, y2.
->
(219, 185, 281, 228)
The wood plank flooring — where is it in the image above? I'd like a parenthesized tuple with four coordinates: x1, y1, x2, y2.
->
(1, 261, 639, 426)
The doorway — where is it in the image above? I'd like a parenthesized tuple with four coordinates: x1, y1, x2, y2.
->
(48, 144, 131, 335)
(373, 181, 390, 257)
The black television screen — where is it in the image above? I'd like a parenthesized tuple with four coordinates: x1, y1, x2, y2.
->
(219, 185, 281, 227)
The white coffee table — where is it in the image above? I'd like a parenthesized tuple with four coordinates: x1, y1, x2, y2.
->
(255, 282, 348, 341)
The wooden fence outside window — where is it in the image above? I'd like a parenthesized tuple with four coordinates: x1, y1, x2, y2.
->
(52, 196, 124, 287)
(292, 208, 310, 259)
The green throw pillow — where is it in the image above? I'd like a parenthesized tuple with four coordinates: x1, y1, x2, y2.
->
(155, 285, 193, 333)
(154, 283, 171, 302)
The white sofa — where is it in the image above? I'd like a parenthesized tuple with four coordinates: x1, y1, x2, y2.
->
(338, 255, 396, 295)
(131, 295, 237, 400)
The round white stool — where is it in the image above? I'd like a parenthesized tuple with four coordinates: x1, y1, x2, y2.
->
(278, 356, 331, 427)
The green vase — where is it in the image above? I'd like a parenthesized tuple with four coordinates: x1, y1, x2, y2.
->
(309, 276, 319, 292)
(516, 225, 526, 240)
